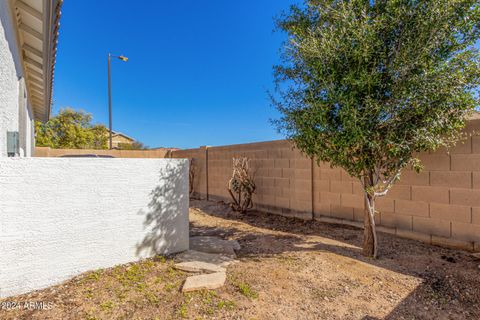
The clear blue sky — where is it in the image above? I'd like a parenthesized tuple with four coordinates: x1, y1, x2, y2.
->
(52, 0, 299, 149)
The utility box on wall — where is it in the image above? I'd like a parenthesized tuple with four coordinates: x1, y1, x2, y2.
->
(7, 131, 19, 157)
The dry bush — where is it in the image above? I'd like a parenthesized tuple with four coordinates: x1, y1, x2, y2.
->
(227, 157, 256, 213)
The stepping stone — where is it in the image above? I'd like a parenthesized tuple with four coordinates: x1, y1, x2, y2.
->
(471, 253, 480, 260)
(174, 261, 226, 273)
(175, 250, 238, 267)
(182, 272, 226, 292)
(189, 236, 238, 256)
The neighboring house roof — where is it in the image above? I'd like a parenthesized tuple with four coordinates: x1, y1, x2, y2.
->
(10, 0, 63, 122)
(111, 131, 135, 142)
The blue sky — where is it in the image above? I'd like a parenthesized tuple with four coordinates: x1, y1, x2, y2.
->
(52, 0, 299, 149)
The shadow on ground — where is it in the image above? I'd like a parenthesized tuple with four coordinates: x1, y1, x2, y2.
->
(189, 199, 480, 319)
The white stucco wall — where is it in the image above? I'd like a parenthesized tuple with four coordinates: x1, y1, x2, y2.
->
(0, 158, 189, 298)
(0, 0, 34, 157)
(18, 77, 35, 157)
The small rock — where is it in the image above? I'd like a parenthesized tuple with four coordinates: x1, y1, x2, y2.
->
(441, 255, 456, 263)
(174, 261, 226, 273)
(470, 253, 480, 260)
(182, 272, 226, 292)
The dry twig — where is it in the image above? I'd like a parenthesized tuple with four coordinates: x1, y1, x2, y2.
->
(227, 157, 256, 213)
(189, 158, 195, 196)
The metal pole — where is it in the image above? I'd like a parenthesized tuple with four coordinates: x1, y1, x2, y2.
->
(108, 53, 112, 149)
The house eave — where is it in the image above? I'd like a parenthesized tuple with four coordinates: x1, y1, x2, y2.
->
(11, 0, 63, 123)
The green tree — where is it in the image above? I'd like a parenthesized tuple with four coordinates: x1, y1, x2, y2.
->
(117, 141, 148, 150)
(35, 108, 109, 149)
(90, 124, 109, 149)
(273, 0, 480, 257)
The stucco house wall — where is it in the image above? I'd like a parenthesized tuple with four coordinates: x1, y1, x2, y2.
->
(0, 1, 35, 157)
(0, 158, 189, 298)
(111, 132, 135, 149)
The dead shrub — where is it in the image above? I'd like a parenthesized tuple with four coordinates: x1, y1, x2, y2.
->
(227, 157, 255, 213)
(189, 158, 195, 196)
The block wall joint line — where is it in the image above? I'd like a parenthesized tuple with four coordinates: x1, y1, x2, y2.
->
(311, 156, 314, 220)
(205, 146, 209, 201)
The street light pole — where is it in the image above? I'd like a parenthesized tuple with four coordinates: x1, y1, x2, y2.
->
(108, 53, 112, 149)
(107, 53, 128, 149)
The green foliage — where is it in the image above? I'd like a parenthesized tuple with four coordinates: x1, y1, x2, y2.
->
(99, 300, 114, 311)
(86, 269, 104, 282)
(35, 108, 109, 149)
(230, 278, 258, 299)
(273, 0, 480, 191)
(217, 299, 236, 310)
(177, 303, 188, 318)
(117, 141, 148, 150)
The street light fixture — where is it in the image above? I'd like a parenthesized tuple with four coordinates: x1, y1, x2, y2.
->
(107, 53, 128, 149)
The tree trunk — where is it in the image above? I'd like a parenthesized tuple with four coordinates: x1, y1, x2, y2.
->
(363, 189, 378, 258)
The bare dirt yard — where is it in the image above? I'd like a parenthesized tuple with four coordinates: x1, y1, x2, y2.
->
(1, 199, 479, 320)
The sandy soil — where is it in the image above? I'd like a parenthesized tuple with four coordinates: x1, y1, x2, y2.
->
(1, 199, 479, 319)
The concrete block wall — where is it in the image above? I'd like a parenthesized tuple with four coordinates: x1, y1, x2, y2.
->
(173, 147, 208, 198)
(34, 146, 173, 158)
(182, 140, 314, 220)
(172, 119, 480, 252)
(0, 158, 189, 298)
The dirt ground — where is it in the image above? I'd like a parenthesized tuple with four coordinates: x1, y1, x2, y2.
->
(1, 199, 479, 320)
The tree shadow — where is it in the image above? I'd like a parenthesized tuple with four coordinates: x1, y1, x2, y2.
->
(190, 199, 480, 319)
(135, 160, 189, 257)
